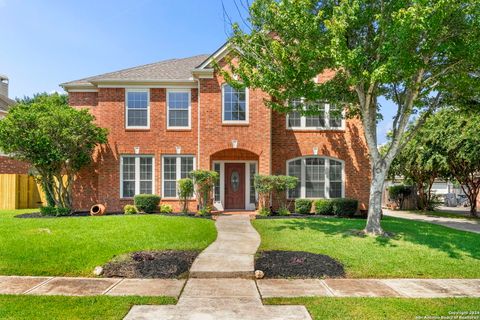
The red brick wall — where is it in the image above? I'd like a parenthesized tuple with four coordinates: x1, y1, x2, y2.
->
(68, 67, 370, 212)
(0, 156, 29, 174)
(271, 112, 371, 210)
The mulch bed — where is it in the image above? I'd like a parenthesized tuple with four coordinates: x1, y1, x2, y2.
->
(102, 250, 199, 278)
(255, 250, 345, 278)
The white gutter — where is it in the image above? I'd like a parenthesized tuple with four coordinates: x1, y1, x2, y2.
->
(196, 78, 201, 169)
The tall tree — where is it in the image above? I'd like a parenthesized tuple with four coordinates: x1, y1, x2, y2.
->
(0, 93, 108, 211)
(427, 108, 480, 216)
(225, 0, 480, 234)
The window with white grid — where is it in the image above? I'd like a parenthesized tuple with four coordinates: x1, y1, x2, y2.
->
(167, 90, 191, 128)
(126, 89, 149, 128)
(162, 156, 195, 198)
(120, 156, 154, 198)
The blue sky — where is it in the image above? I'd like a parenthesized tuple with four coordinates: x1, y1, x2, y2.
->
(0, 0, 393, 143)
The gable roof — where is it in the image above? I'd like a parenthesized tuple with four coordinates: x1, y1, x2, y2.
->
(61, 54, 210, 89)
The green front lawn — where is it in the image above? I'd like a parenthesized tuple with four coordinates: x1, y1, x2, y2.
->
(253, 216, 480, 278)
(0, 295, 175, 320)
(0, 209, 216, 276)
(265, 297, 480, 320)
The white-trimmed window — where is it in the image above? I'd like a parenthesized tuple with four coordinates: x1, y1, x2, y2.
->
(167, 89, 191, 129)
(126, 89, 149, 128)
(120, 156, 154, 198)
(286, 99, 343, 130)
(287, 157, 344, 199)
(222, 84, 248, 123)
(162, 155, 195, 198)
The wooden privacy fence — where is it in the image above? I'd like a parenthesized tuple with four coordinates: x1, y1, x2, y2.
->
(0, 174, 45, 210)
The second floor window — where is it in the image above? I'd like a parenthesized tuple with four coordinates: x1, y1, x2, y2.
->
(126, 89, 149, 129)
(167, 89, 191, 129)
(222, 84, 248, 123)
(286, 99, 343, 130)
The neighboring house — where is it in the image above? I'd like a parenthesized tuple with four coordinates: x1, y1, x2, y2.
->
(0, 75, 29, 174)
(61, 44, 371, 212)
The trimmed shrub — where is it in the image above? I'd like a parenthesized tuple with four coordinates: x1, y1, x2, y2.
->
(123, 205, 138, 215)
(178, 178, 194, 213)
(278, 207, 291, 216)
(160, 204, 173, 214)
(254, 175, 298, 212)
(258, 207, 271, 216)
(295, 199, 313, 214)
(40, 206, 71, 217)
(332, 198, 358, 217)
(190, 170, 219, 211)
(134, 194, 161, 213)
(314, 199, 334, 215)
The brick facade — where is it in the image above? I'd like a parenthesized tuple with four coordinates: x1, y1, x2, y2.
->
(0, 156, 29, 174)
(67, 60, 371, 213)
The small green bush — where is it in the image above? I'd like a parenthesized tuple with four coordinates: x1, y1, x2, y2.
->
(178, 178, 194, 213)
(314, 199, 334, 215)
(295, 199, 313, 214)
(332, 198, 358, 217)
(40, 206, 71, 217)
(134, 194, 161, 213)
(258, 207, 271, 216)
(160, 204, 173, 214)
(278, 207, 291, 216)
(197, 205, 212, 216)
(123, 204, 138, 215)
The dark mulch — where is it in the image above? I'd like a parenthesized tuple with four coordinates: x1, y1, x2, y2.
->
(255, 250, 345, 278)
(102, 250, 199, 278)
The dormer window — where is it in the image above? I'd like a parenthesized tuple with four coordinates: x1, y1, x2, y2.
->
(222, 84, 249, 124)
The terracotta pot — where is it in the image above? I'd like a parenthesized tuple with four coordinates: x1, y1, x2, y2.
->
(90, 204, 106, 216)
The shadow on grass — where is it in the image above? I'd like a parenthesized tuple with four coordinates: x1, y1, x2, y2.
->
(268, 216, 480, 260)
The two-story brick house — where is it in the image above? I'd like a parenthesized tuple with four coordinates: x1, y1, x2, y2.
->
(61, 44, 371, 213)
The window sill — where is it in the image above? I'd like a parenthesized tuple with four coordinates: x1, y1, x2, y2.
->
(166, 128, 192, 132)
(222, 122, 250, 127)
(125, 128, 150, 132)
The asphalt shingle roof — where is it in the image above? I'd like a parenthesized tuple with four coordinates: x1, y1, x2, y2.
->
(62, 54, 210, 87)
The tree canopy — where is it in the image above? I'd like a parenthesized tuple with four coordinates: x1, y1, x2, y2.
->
(226, 0, 480, 233)
(0, 93, 108, 211)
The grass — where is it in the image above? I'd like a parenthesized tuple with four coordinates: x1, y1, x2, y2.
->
(265, 297, 480, 320)
(253, 216, 480, 278)
(410, 209, 479, 220)
(0, 209, 216, 276)
(0, 295, 175, 320)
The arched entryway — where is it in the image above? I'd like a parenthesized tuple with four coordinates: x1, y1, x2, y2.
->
(210, 148, 259, 211)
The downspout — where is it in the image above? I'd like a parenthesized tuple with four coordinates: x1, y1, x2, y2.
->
(196, 78, 201, 169)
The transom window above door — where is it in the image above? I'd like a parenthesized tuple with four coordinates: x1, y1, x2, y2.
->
(222, 84, 248, 124)
(167, 89, 191, 129)
(126, 89, 149, 129)
(287, 156, 344, 199)
(286, 99, 343, 130)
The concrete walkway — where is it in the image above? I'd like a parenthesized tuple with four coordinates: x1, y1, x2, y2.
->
(189, 214, 261, 278)
(384, 209, 480, 234)
(125, 214, 312, 320)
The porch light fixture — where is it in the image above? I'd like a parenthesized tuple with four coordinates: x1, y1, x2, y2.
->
(134, 147, 140, 154)
(313, 147, 319, 155)
(176, 146, 182, 154)
(232, 140, 238, 148)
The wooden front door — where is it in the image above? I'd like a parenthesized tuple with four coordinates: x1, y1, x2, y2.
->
(224, 163, 245, 210)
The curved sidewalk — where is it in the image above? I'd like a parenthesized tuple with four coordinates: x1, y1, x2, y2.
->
(384, 209, 480, 234)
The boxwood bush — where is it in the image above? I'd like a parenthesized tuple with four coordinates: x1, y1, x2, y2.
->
(295, 199, 313, 214)
(134, 194, 161, 213)
(314, 199, 334, 215)
(332, 198, 358, 217)
(40, 206, 71, 217)
(123, 204, 138, 215)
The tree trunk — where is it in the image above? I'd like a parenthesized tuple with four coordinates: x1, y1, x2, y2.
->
(365, 161, 388, 235)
